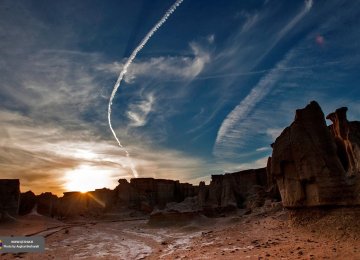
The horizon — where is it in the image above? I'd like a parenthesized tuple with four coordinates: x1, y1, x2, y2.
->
(1, 0, 360, 195)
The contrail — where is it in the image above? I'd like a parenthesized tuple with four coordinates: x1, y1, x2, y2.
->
(214, 0, 313, 156)
(108, 0, 184, 178)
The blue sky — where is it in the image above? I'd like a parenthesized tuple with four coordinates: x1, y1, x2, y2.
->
(1, 0, 360, 194)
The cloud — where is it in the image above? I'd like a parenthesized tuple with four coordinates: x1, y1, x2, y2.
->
(97, 42, 211, 83)
(207, 34, 215, 44)
(127, 93, 155, 127)
(256, 146, 271, 152)
(214, 50, 294, 156)
(216, 156, 269, 174)
(0, 49, 110, 128)
(239, 12, 259, 32)
(257, 0, 313, 66)
(265, 128, 283, 141)
(0, 109, 211, 195)
(213, 0, 314, 159)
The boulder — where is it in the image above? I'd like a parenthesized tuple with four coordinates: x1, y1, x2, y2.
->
(270, 101, 360, 207)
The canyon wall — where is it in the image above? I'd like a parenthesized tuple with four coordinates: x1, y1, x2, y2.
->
(199, 168, 267, 210)
(114, 178, 198, 212)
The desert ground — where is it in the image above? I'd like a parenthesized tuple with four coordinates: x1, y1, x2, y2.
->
(1, 205, 360, 260)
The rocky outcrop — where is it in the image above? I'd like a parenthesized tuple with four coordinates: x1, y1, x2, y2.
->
(269, 101, 360, 207)
(56, 188, 115, 217)
(198, 181, 208, 207)
(37, 192, 59, 217)
(114, 178, 198, 212)
(87, 188, 115, 212)
(0, 179, 20, 220)
(326, 107, 360, 177)
(206, 168, 267, 209)
(19, 191, 37, 215)
(57, 192, 88, 217)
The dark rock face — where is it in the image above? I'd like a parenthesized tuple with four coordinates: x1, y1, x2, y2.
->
(57, 188, 114, 217)
(206, 168, 267, 209)
(87, 188, 115, 212)
(57, 192, 88, 217)
(19, 191, 37, 215)
(37, 192, 59, 217)
(269, 101, 360, 207)
(198, 181, 208, 207)
(0, 179, 20, 220)
(114, 178, 197, 212)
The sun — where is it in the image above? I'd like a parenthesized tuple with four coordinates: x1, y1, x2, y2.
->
(64, 165, 114, 193)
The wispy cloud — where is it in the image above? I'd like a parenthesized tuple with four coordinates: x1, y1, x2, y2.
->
(214, 51, 294, 157)
(213, 0, 314, 159)
(127, 93, 155, 127)
(97, 42, 211, 83)
(265, 128, 283, 141)
(239, 11, 259, 32)
(256, 146, 271, 152)
(0, 109, 211, 194)
(258, 0, 313, 61)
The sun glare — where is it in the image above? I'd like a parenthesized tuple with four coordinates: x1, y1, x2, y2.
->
(64, 165, 115, 193)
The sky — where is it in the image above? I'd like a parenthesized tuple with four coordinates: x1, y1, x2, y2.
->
(1, 0, 360, 195)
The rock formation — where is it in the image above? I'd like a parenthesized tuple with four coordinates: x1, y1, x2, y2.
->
(269, 101, 360, 207)
(37, 192, 59, 217)
(0, 179, 20, 220)
(114, 178, 198, 212)
(56, 188, 115, 217)
(326, 107, 360, 176)
(56, 192, 88, 217)
(206, 168, 267, 209)
(19, 190, 37, 215)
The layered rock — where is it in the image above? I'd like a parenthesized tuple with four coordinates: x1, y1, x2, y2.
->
(0, 179, 20, 220)
(326, 107, 360, 176)
(206, 168, 267, 209)
(114, 178, 198, 212)
(269, 101, 360, 207)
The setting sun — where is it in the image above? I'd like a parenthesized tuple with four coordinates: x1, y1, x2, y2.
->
(64, 165, 115, 192)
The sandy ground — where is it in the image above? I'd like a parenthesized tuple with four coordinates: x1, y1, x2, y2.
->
(1, 206, 360, 259)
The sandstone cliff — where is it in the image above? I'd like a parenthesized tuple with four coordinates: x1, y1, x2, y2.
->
(114, 178, 198, 212)
(200, 168, 268, 210)
(269, 101, 360, 207)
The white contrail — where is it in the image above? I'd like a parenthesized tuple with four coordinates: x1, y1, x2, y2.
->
(108, 0, 184, 177)
(214, 0, 313, 156)
(256, 0, 313, 66)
